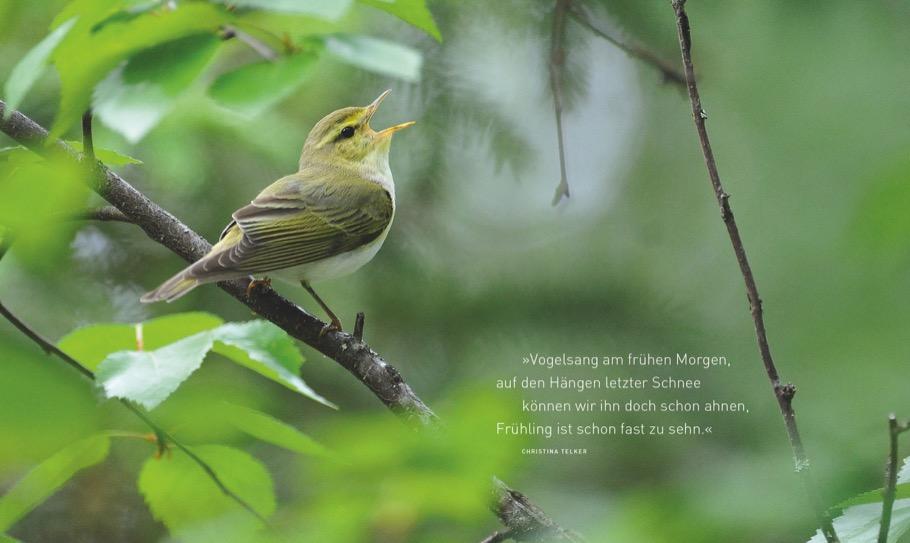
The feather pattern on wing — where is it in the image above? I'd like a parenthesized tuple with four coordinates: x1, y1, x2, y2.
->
(187, 166, 393, 280)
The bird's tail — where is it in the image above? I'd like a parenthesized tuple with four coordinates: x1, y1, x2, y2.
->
(140, 269, 200, 303)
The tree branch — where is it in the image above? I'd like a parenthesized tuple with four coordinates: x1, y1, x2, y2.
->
(669, 2, 838, 541)
(492, 479, 585, 542)
(569, 5, 685, 87)
(878, 414, 909, 543)
(548, 0, 571, 206)
(0, 99, 573, 539)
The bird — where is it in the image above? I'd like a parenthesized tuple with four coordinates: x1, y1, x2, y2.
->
(140, 90, 414, 335)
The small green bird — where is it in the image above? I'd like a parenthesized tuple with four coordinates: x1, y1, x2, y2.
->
(141, 90, 414, 334)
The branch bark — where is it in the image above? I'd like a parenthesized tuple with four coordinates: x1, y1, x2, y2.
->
(669, 2, 838, 541)
(878, 414, 909, 543)
(0, 99, 572, 540)
(569, 5, 685, 87)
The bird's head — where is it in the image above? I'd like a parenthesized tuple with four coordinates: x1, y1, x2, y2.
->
(300, 90, 414, 170)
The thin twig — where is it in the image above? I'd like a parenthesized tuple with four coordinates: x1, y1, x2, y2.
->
(81, 110, 94, 161)
(878, 414, 910, 543)
(0, 99, 574, 539)
(548, 0, 571, 206)
(353, 312, 365, 341)
(479, 529, 514, 543)
(669, 2, 838, 541)
(568, 5, 685, 87)
(0, 297, 267, 525)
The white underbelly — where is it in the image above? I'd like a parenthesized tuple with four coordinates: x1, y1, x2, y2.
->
(273, 228, 390, 285)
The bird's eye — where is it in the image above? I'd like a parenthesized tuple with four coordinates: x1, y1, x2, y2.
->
(340, 126, 355, 139)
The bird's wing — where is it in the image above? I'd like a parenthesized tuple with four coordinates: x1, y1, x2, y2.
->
(191, 171, 393, 277)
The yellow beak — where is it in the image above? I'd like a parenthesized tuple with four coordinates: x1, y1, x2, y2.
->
(365, 89, 415, 138)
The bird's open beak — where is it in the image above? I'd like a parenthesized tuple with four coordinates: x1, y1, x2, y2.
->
(365, 89, 415, 137)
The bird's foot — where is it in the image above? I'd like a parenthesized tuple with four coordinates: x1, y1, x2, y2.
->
(319, 318, 343, 337)
(245, 277, 272, 299)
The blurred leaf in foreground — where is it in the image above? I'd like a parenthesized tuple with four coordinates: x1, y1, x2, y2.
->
(2, 17, 77, 117)
(0, 150, 87, 271)
(324, 34, 422, 83)
(50, 2, 230, 138)
(220, 401, 328, 457)
(138, 444, 274, 535)
(359, 0, 442, 41)
(93, 34, 221, 142)
(0, 435, 110, 532)
(208, 49, 321, 117)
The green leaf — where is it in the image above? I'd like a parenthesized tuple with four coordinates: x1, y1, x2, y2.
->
(324, 34, 422, 83)
(0, 534, 23, 543)
(96, 331, 215, 410)
(0, 151, 88, 270)
(211, 0, 353, 21)
(358, 0, 441, 41)
(208, 50, 321, 117)
(211, 321, 335, 408)
(220, 402, 328, 457)
(0, 435, 110, 531)
(65, 140, 143, 165)
(94, 34, 221, 142)
(2, 17, 78, 118)
(70, 315, 331, 409)
(138, 444, 275, 531)
(836, 483, 910, 509)
(50, 2, 231, 138)
(810, 457, 910, 542)
(58, 312, 224, 371)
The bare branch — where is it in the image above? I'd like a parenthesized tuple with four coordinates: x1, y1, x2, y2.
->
(669, 2, 838, 541)
(548, 0, 571, 206)
(0, 99, 575, 540)
(878, 414, 910, 543)
(569, 5, 685, 87)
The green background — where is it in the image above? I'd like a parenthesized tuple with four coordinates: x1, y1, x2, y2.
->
(1, 1, 909, 541)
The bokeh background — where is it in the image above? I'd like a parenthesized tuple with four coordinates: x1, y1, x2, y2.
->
(1, 1, 909, 541)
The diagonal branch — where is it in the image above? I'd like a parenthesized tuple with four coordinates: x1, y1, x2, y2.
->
(0, 99, 573, 539)
(569, 5, 685, 87)
(669, 1, 838, 541)
(878, 414, 910, 543)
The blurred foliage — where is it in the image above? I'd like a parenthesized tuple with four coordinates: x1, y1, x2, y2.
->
(1, 0, 910, 541)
